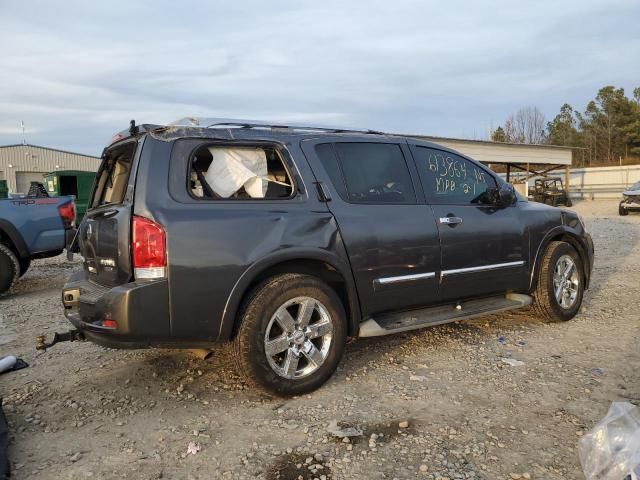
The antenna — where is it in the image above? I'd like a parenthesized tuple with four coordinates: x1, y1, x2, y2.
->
(20, 120, 26, 145)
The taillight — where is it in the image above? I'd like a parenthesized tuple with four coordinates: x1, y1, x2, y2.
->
(58, 202, 76, 229)
(132, 215, 166, 280)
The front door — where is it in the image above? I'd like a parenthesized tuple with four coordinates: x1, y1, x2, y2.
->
(302, 139, 441, 317)
(409, 144, 528, 302)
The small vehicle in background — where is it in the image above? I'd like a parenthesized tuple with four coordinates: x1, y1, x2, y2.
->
(532, 177, 572, 207)
(619, 180, 640, 216)
(0, 191, 76, 295)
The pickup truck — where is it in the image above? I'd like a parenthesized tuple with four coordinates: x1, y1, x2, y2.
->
(0, 195, 76, 295)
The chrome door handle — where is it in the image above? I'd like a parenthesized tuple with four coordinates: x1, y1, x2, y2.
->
(439, 216, 463, 225)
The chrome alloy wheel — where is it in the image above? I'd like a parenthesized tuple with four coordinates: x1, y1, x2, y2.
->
(264, 296, 334, 379)
(553, 254, 579, 309)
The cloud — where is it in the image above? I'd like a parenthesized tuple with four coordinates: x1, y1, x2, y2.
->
(0, 0, 638, 154)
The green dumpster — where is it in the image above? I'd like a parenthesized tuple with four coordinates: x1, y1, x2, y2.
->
(44, 170, 96, 223)
(0, 180, 8, 199)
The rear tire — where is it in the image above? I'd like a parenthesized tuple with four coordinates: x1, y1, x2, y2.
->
(19, 258, 31, 277)
(566, 198, 573, 207)
(0, 244, 19, 296)
(532, 241, 584, 322)
(232, 273, 347, 396)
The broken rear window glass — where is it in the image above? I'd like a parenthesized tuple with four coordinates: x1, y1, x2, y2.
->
(190, 145, 293, 200)
(92, 141, 136, 207)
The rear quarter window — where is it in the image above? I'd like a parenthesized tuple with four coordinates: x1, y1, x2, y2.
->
(188, 144, 294, 200)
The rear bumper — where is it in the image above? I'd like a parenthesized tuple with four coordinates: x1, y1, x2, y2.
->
(62, 269, 172, 349)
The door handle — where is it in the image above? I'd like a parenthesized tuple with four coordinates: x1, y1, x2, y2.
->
(439, 216, 463, 225)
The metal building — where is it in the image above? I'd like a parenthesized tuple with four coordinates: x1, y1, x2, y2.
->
(0, 144, 99, 194)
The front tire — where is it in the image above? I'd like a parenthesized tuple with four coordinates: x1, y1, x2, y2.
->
(232, 274, 347, 396)
(0, 244, 20, 296)
(619, 202, 629, 216)
(533, 241, 585, 321)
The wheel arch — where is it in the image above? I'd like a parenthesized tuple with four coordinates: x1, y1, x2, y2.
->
(0, 219, 29, 259)
(530, 227, 590, 291)
(219, 249, 362, 340)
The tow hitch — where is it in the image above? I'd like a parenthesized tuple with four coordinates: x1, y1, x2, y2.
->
(36, 330, 85, 351)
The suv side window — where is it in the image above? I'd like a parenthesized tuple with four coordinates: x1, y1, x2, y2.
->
(414, 147, 497, 205)
(189, 144, 294, 200)
(316, 142, 416, 204)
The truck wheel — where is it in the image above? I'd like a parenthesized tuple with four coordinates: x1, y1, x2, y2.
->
(19, 258, 31, 277)
(566, 198, 573, 207)
(532, 241, 584, 322)
(0, 244, 19, 296)
(233, 273, 347, 396)
(619, 202, 628, 216)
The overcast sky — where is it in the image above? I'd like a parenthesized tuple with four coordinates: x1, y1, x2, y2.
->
(1, 0, 638, 155)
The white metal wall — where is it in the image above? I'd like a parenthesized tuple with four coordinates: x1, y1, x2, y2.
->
(0, 144, 99, 193)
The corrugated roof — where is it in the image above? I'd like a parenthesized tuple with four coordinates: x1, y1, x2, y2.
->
(0, 143, 100, 159)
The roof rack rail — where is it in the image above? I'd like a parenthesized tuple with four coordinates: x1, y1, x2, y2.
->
(170, 117, 384, 135)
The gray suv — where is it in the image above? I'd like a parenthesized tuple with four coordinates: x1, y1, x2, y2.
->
(62, 118, 594, 396)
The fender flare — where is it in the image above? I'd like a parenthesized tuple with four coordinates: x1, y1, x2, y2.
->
(0, 219, 29, 258)
(529, 226, 590, 291)
(218, 247, 362, 340)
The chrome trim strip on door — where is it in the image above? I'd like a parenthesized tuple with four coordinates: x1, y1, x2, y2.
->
(441, 260, 525, 276)
(376, 272, 436, 285)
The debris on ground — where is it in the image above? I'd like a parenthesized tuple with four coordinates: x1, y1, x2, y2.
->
(326, 420, 362, 438)
(579, 402, 640, 480)
(501, 358, 526, 367)
(186, 442, 201, 455)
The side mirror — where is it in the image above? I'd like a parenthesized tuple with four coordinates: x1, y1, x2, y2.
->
(497, 183, 516, 208)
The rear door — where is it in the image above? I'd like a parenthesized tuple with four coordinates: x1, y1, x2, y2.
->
(78, 139, 139, 287)
(302, 139, 441, 317)
(409, 144, 528, 301)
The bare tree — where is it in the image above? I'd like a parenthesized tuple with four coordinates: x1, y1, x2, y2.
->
(502, 106, 547, 144)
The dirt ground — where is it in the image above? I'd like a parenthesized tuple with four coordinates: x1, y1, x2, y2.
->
(1, 199, 639, 480)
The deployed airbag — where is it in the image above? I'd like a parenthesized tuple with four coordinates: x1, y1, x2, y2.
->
(205, 147, 268, 198)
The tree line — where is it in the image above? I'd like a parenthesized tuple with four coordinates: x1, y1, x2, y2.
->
(490, 86, 640, 166)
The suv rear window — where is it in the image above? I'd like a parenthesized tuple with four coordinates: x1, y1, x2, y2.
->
(189, 144, 293, 200)
(316, 142, 416, 204)
(91, 142, 136, 207)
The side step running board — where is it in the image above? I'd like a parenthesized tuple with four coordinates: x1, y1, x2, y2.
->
(359, 293, 532, 338)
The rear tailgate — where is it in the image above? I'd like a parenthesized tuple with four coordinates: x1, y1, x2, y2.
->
(79, 139, 139, 287)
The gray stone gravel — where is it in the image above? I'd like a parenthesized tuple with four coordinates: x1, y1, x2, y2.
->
(1, 199, 639, 479)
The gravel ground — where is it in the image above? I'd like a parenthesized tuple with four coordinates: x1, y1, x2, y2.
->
(1, 199, 639, 480)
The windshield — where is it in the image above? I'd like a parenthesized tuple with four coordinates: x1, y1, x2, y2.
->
(628, 181, 640, 191)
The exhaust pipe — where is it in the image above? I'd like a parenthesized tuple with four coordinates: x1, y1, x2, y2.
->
(190, 349, 213, 360)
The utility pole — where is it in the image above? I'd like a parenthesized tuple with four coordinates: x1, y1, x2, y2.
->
(20, 120, 26, 145)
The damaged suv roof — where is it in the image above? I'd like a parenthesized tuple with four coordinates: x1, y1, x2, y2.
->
(114, 117, 454, 155)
